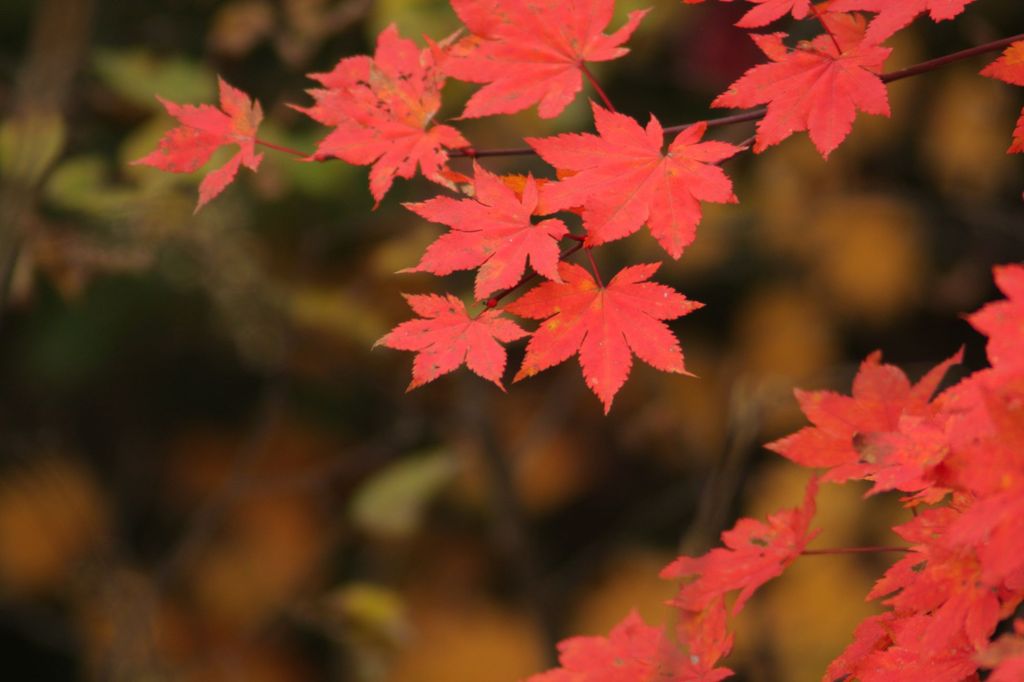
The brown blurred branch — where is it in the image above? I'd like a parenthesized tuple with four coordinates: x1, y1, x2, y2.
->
(677, 376, 769, 556)
(0, 0, 95, 328)
(458, 383, 560, 665)
(155, 382, 288, 588)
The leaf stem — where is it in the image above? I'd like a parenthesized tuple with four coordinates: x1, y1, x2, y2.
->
(255, 138, 309, 158)
(580, 62, 616, 112)
(477, 240, 585, 315)
(584, 247, 604, 288)
(451, 146, 535, 158)
(801, 545, 911, 556)
(810, 3, 842, 54)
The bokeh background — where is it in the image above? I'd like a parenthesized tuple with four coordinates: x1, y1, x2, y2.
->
(0, 0, 1022, 680)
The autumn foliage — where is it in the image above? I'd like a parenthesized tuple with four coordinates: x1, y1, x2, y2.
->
(133, 0, 1024, 678)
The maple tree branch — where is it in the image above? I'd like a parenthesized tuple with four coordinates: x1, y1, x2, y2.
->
(451, 32, 1024, 159)
(580, 62, 616, 112)
(682, 110, 768, 134)
(801, 545, 911, 556)
(156, 381, 288, 588)
(457, 385, 560, 664)
(880, 33, 1024, 83)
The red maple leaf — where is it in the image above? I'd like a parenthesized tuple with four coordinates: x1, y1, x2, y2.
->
(443, 0, 648, 119)
(830, 0, 980, 42)
(712, 18, 891, 158)
(937, 351, 1024, 574)
(403, 164, 568, 300)
(677, 599, 736, 681)
(947, 490, 1024, 589)
(825, 613, 896, 682)
(826, 613, 982, 682)
(981, 42, 1024, 87)
(528, 104, 740, 258)
(505, 262, 701, 413)
(981, 42, 1024, 153)
(294, 24, 468, 204)
(527, 610, 734, 682)
(375, 293, 527, 390)
(706, 0, 814, 28)
(660, 476, 819, 614)
(766, 350, 961, 492)
(938, 336, 1024, 500)
(868, 508, 1002, 653)
(967, 264, 1024, 373)
(1010, 112, 1024, 154)
(941, 374, 1024, 503)
(134, 77, 263, 212)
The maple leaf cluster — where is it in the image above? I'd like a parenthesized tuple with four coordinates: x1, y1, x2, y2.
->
(129, 0, 1024, 678)
(528, 265, 1024, 681)
(775, 266, 1024, 680)
(134, 0, 1021, 413)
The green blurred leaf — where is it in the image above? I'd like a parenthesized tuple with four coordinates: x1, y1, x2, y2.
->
(45, 155, 138, 216)
(0, 113, 66, 185)
(369, 0, 458, 42)
(93, 48, 215, 110)
(350, 450, 456, 539)
(287, 285, 389, 347)
(325, 582, 407, 643)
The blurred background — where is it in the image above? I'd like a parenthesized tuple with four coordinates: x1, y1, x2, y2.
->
(0, 0, 1021, 680)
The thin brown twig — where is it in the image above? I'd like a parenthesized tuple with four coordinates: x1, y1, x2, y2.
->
(881, 33, 1023, 83)
(801, 546, 911, 556)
